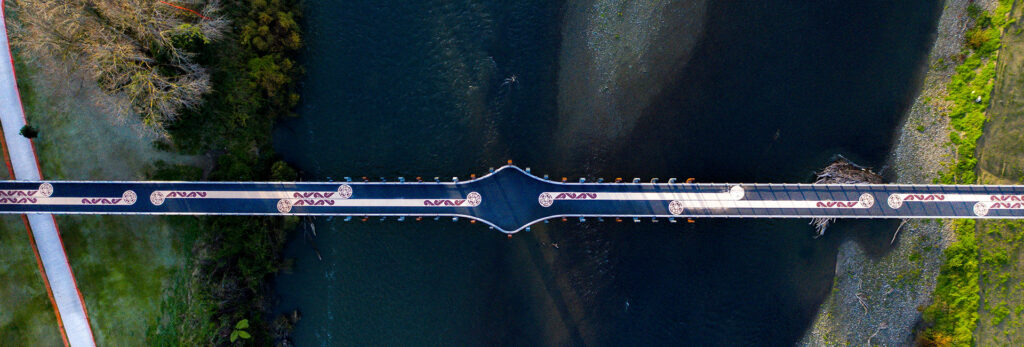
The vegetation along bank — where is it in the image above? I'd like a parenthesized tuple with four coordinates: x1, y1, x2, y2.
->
(7, 0, 305, 344)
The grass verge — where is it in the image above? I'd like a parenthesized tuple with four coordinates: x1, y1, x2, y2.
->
(920, 1, 1015, 345)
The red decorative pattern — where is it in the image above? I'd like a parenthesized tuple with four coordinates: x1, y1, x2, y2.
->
(338, 185, 353, 199)
(292, 199, 336, 206)
(903, 194, 945, 201)
(467, 192, 482, 207)
(292, 192, 336, 199)
(423, 199, 469, 206)
(165, 191, 208, 198)
(0, 197, 36, 204)
(150, 191, 165, 206)
(0, 190, 36, 196)
(669, 200, 684, 215)
(277, 199, 292, 213)
(38, 183, 52, 197)
(858, 193, 874, 208)
(990, 195, 1024, 201)
(554, 192, 597, 200)
(887, 194, 902, 209)
(974, 202, 989, 216)
(122, 190, 137, 205)
(814, 201, 860, 208)
(538, 193, 553, 207)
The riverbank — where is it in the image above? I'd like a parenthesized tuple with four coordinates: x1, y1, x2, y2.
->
(800, 0, 1021, 345)
(147, 0, 304, 344)
(974, 0, 1024, 343)
(0, 42, 193, 344)
(800, 0, 999, 345)
(0, 0, 304, 344)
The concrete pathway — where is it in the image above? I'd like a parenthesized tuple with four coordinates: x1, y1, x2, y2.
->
(0, 3, 96, 346)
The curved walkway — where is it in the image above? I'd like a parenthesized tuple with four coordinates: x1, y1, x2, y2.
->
(0, 2, 95, 346)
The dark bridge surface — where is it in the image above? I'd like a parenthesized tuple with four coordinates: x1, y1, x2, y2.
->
(1, 166, 1024, 233)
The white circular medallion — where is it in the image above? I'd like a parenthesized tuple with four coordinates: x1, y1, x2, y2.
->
(338, 184, 353, 199)
(858, 193, 874, 208)
(150, 191, 165, 206)
(974, 202, 990, 217)
(277, 199, 293, 214)
(669, 200, 684, 215)
(887, 194, 903, 209)
(730, 185, 745, 200)
(122, 190, 137, 205)
(538, 193, 553, 207)
(467, 192, 482, 207)
(38, 183, 53, 197)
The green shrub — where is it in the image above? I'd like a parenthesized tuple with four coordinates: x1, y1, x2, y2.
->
(18, 124, 38, 138)
(150, 0, 305, 344)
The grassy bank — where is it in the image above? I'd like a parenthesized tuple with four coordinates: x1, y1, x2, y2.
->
(1, 0, 304, 344)
(0, 41, 192, 344)
(920, 1, 1014, 345)
(974, 0, 1024, 344)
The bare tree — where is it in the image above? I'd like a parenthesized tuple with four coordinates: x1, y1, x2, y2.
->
(8, 0, 227, 132)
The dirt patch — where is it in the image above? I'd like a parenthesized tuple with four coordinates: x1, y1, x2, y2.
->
(978, 1, 1024, 184)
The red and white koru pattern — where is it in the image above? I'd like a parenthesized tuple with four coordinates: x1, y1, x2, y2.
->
(277, 190, 482, 214)
(151, 184, 355, 206)
(887, 193, 1024, 216)
(538, 193, 554, 207)
(666, 193, 875, 215)
(538, 185, 746, 208)
(0, 184, 48, 204)
(0, 183, 135, 206)
(974, 199, 1024, 217)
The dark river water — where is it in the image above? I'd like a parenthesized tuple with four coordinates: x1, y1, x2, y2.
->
(272, 1, 942, 345)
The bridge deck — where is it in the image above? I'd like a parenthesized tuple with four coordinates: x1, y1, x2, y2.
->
(1, 166, 1023, 233)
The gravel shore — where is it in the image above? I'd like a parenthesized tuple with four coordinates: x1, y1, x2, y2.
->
(799, 0, 994, 345)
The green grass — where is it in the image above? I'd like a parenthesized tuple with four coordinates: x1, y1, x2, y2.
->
(5, 44, 190, 345)
(0, 215, 63, 346)
(922, 220, 981, 346)
(936, 2, 1013, 185)
(921, 2, 1015, 346)
(975, 219, 1024, 344)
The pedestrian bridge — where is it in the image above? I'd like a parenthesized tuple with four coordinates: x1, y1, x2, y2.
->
(1, 165, 1023, 233)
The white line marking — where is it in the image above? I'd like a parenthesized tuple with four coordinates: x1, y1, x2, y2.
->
(975, 201, 1024, 216)
(276, 192, 482, 213)
(150, 187, 351, 205)
(667, 194, 874, 215)
(538, 188, 742, 208)
(889, 193, 1024, 209)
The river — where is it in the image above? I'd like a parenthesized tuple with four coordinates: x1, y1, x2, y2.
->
(272, 1, 942, 345)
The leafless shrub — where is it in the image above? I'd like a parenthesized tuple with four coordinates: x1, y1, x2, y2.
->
(8, 0, 226, 133)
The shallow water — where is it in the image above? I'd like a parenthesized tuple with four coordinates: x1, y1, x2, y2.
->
(272, 1, 942, 345)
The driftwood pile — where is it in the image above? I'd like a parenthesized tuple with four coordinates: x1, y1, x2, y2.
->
(811, 158, 884, 237)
